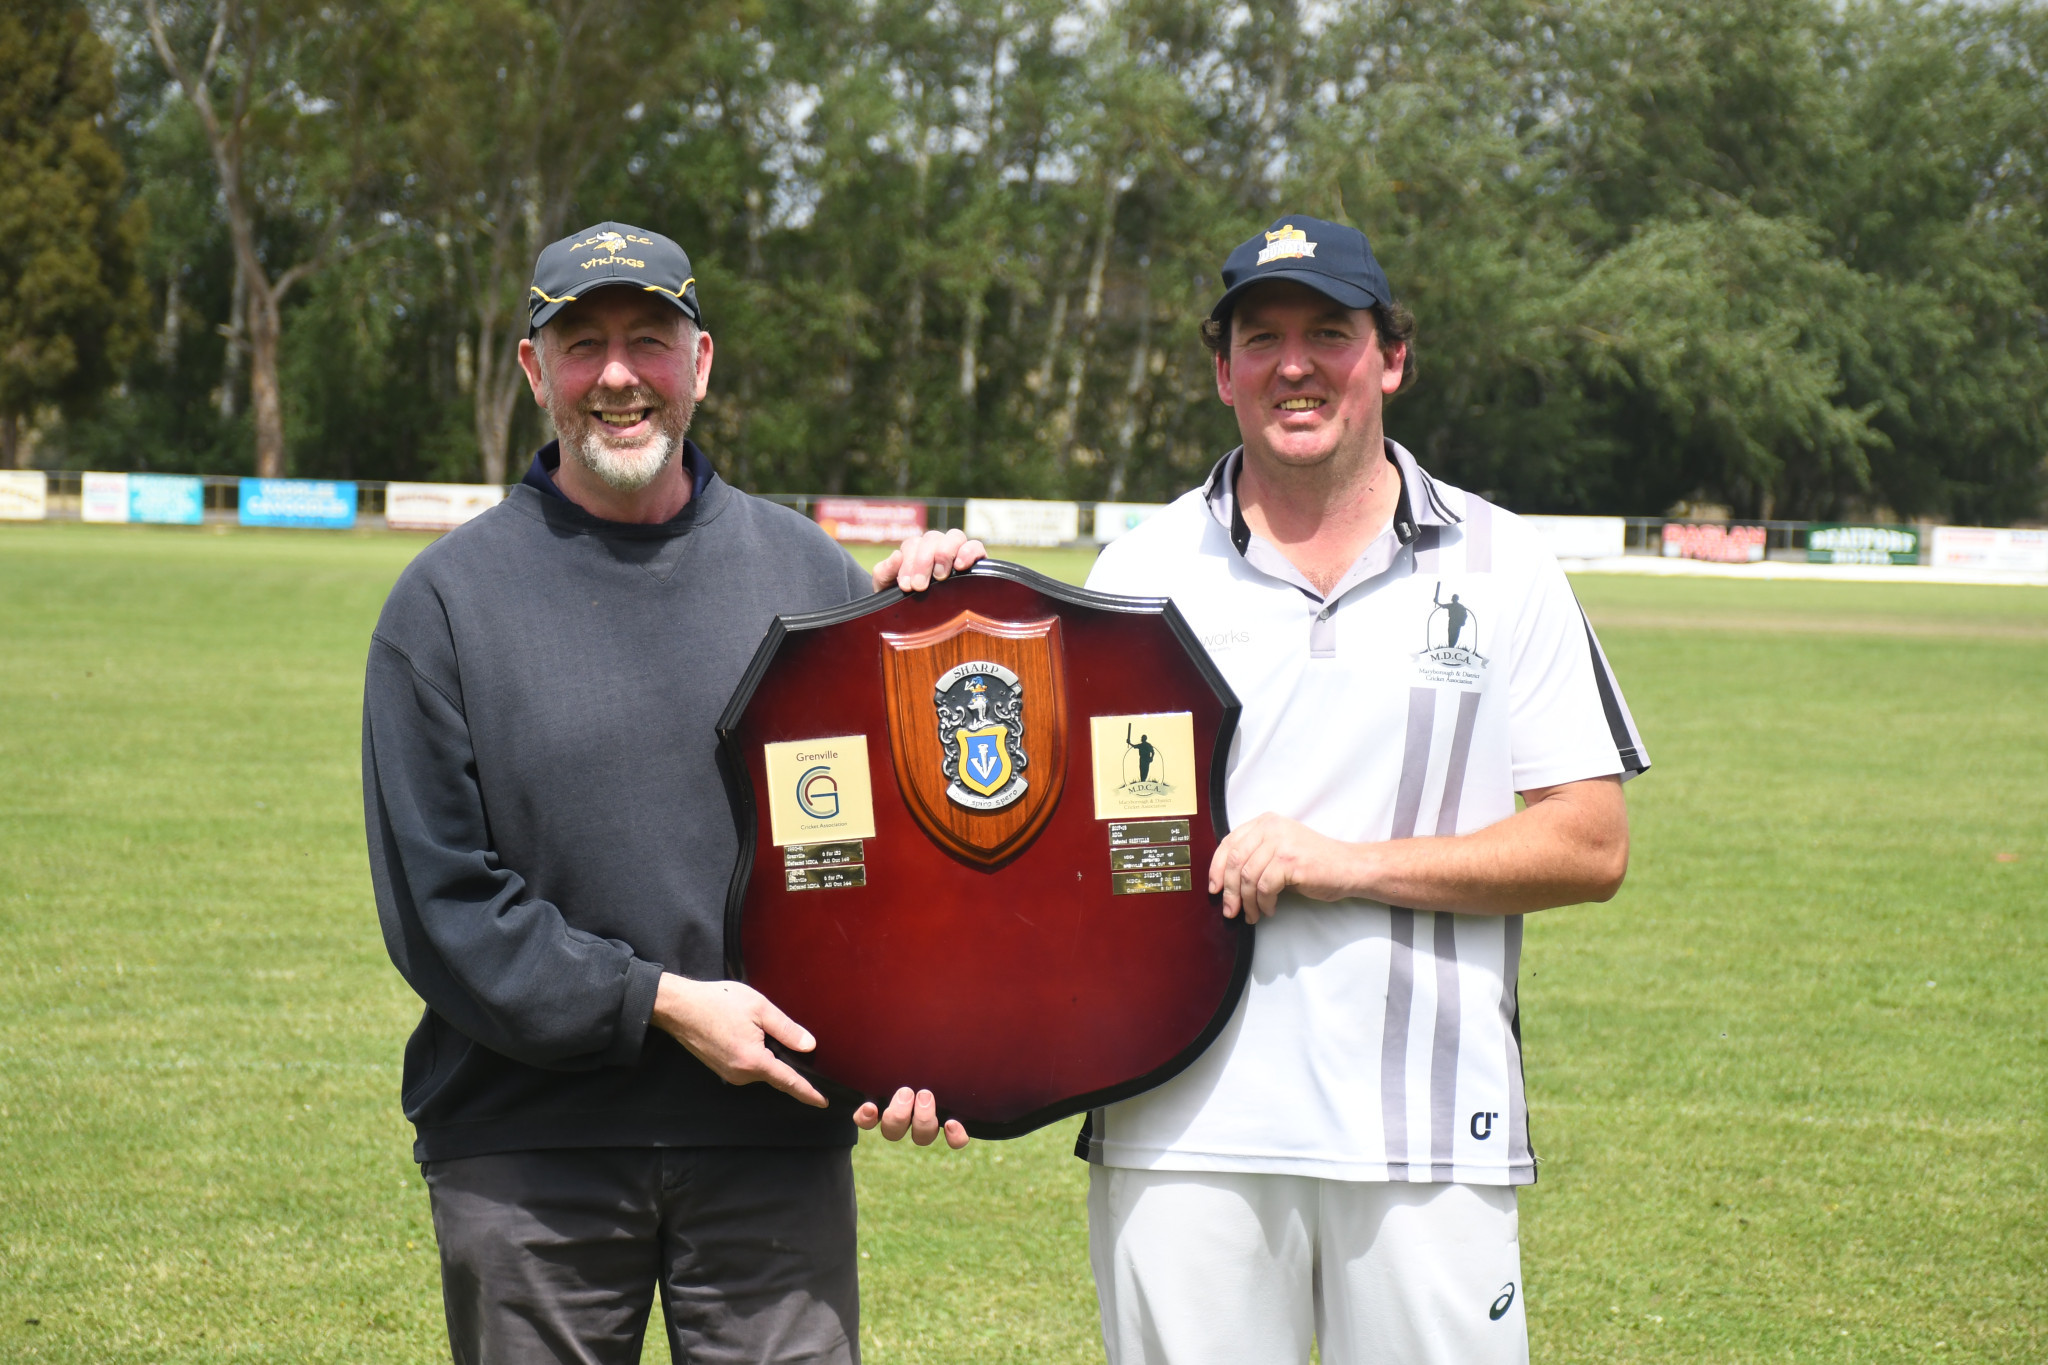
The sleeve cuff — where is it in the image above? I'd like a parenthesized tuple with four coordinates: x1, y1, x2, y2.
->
(604, 957, 667, 1067)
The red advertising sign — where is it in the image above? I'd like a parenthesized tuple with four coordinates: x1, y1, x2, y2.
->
(814, 497, 927, 544)
(1662, 523, 1766, 563)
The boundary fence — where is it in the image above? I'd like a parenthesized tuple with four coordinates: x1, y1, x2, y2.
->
(6, 469, 2045, 574)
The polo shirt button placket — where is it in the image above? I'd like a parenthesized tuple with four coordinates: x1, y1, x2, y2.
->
(1309, 601, 1338, 659)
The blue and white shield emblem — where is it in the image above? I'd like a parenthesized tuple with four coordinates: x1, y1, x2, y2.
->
(934, 662, 1028, 810)
(956, 724, 1014, 798)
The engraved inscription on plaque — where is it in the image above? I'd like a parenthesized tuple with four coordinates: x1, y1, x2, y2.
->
(784, 841, 866, 869)
(1111, 869, 1195, 895)
(1110, 845, 1193, 872)
(1107, 819, 1192, 849)
(787, 864, 868, 892)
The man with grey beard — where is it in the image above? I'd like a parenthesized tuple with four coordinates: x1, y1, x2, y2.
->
(363, 221, 979, 1364)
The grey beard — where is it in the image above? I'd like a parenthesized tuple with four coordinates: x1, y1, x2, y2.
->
(545, 387, 696, 493)
(569, 422, 676, 493)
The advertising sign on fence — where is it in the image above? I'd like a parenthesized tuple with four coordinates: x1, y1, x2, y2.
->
(1807, 524, 1918, 566)
(82, 471, 130, 522)
(131, 474, 206, 524)
(1930, 526, 2048, 574)
(965, 498, 1080, 547)
(812, 497, 927, 544)
(239, 478, 357, 529)
(78, 472, 211, 525)
(1662, 522, 1766, 563)
(1092, 502, 1168, 544)
(385, 481, 504, 531)
(0, 470, 47, 520)
(1522, 515, 1626, 561)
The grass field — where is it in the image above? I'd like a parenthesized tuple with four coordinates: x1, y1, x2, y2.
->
(1, 522, 2042, 1363)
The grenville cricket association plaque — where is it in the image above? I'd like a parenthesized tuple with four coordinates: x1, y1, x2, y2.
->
(716, 560, 1246, 1139)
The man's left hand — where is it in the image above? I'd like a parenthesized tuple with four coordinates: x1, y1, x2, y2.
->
(853, 1086, 970, 1149)
(1210, 777, 1629, 924)
(871, 529, 987, 593)
(1209, 813, 1357, 925)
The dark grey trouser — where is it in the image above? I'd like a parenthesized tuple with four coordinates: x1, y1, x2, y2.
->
(422, 1146, 859, 1365)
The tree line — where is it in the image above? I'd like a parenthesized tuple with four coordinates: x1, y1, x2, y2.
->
(5, 0, 2045, 521)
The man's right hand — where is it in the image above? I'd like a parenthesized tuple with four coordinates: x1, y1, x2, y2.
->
(854, 1087, 970, 1149)
(650, 973, 827, 1108)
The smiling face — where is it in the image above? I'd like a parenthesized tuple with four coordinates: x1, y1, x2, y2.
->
(518, 287, 711, 493)
(1215, 280, 1406, 478)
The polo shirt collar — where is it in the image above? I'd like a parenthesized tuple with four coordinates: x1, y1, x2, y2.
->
(1203, 439, 1461, 602)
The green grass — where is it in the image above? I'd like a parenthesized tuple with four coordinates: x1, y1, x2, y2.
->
(1, 522, 2041, 1362)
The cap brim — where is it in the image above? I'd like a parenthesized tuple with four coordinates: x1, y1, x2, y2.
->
(529, 280, 701, 335)
(1209, 268, 1382, 323)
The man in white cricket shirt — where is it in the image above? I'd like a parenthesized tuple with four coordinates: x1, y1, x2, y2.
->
(1078, 216, 1650, 1365)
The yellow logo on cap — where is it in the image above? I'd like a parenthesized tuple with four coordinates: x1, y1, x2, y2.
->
(573, 229, 652, 271)
(1256, 224, 1318, 265)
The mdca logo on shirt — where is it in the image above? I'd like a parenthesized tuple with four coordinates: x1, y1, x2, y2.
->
(1413, 580, 1490, 687)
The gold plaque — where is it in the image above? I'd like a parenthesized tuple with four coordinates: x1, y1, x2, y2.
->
(763, 736, 878, 847)
(783, 841, 865, 869)
(1090, 712, 1198, 820)
(1111, 845, 1192, 872)
(1111, 869, 1195, 895)
(787, 865, 868, 892)
(1108, 819, 1191, 847)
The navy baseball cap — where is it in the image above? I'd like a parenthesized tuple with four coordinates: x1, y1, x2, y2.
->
(1210, 215, 1393, 324)
(528, 221, 702, 334)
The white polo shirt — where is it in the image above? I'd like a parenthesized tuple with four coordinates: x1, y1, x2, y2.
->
(1077, 442, 1648, 1185)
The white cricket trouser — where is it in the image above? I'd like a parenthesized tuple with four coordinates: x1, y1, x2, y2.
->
(1088, 1167, 1528, 1365)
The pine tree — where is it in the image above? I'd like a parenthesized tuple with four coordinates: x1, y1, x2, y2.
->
(0, 0, 146, 468)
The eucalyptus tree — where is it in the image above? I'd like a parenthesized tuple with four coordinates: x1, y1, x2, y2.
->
(138, 0, 406, 477)
(404, 0, 724, 483)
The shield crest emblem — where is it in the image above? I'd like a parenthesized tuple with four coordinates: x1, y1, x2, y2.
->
(956, 724, 1013, 798)
(881, 610, 1066, 868)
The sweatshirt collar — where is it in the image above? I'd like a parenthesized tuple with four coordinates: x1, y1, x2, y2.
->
(521, 438, 715, 519)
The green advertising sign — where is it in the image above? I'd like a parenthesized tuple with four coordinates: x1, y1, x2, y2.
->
(1807, 524, 1920, 566)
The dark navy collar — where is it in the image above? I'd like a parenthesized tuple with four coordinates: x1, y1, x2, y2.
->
(1202, 438, 1458, 603)
(521, 438, 715, 519)
(1204, 438, 1452, 558)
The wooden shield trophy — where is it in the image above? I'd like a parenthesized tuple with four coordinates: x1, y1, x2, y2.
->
(717, 560, 1247, 1138)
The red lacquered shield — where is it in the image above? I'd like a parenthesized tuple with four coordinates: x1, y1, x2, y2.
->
(717, 561, 1247, 1138)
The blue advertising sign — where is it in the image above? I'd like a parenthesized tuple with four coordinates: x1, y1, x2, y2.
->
(129, 474, 205, 525)
(238, 478, 357, 529)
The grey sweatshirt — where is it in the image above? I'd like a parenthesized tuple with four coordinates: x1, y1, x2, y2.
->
(363, 451, 870, 1161)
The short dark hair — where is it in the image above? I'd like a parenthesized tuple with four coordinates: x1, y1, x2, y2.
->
(1201, 299, 1418, 395)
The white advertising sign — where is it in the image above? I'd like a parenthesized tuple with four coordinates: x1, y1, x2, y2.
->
(1092, 502, 1168, 545)
(82, 471, 130, 522)
(965, 498, 1080, 547)
(1930, 526, 2048, 574)
(0, 470, 47, 521)
(385, 481, 506, 531)
(1521, 514, 1626, 561)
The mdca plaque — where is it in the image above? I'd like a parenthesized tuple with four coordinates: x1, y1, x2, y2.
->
(717, 560, 1246, 1138)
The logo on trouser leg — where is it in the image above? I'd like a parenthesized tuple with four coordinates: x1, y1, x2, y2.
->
(1489, 1282, 1516, 1321)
